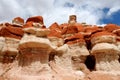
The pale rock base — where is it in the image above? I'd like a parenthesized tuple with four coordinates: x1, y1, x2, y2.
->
(68, 43, 89, 70)
(95, 54, 120, 71)
(1, 37, 20, 56)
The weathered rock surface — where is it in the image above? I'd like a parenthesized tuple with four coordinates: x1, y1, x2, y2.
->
(0, 15, 120, 80)
(0, 19, 23, 64)
(12, 17, 24, 27)
(0, 24, 24, 39)
(84, 71, 120, 80)
(91, 30, 120, 71)
(91, 31, 116, 45)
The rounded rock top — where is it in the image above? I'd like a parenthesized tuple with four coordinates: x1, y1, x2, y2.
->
(26, 16, 44, 25)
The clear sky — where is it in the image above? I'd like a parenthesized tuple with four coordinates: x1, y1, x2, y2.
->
(0, 0, 120, 27)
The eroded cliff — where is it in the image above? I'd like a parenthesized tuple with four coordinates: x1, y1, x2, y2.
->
(0, 15, 120, 80)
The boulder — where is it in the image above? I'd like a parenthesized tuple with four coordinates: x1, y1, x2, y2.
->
(49, 22, 61, 31)
(48, 22, 62, 38)
(12, 17, 24, 27)
(25, 16, 46, 28)
(23, 22, 33, 28)
(26, 16, 44, 25)
(23, 16, 48, 37)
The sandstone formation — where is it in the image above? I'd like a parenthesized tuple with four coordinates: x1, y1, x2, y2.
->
(0, 17, 24, 64)
(0, 15, 119, 80)
(47, 22, 63, 47)
(91, 31, 120, 71)
(18, 16, 54, 77)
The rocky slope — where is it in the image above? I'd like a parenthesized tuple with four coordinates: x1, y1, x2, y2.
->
(0, 15, 120, 80)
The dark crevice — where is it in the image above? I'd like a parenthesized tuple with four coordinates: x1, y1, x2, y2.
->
(85, 39, 92, 50)
(2, 55, 16, 64)
(49, 53, 55, 61)
(64, 38, 79, 44)
(85, 55, 96, 71)
(84, 34, 92, 50)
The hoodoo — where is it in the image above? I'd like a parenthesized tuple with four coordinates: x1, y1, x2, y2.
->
(0, 15, 119, 80)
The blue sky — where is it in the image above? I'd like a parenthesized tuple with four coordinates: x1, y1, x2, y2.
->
(101, 9, 120, 25)
(0, 0, 120, 27)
